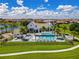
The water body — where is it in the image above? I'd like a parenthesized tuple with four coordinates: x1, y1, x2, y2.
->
(0, 24, 18, 33)
(36, 32, 57, 41)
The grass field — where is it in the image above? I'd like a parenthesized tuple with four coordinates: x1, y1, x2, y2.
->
(0, 48, 78, 59)
(0, 42, 78, 59)
(0, 23, 79, 59)
(0, 42, 75, 54)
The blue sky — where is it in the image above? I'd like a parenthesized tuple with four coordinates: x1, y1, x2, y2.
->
(1, 0, 79, 10)
(0, 0, 79, 19)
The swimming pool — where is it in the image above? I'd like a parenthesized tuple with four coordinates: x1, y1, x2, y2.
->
(36, 32, 57, 41)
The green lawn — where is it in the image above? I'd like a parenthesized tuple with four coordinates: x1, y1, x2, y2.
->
(0, 42, 77, 54)
(0, 42, 78, 59)
(0, 48, 78, 59)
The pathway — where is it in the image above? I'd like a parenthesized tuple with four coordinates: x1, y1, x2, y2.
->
(0, 45, 79, 57)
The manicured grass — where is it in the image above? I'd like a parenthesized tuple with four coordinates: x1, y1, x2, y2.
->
(0, 44, 79, 59)
(0, 42, 76, 54)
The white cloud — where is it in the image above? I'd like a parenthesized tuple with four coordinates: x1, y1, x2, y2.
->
(45, 0, 48, 2)
(2, 7, 79, 19)
(17, 0, 23, 6)
(57, 5, 77, 11)
(0, 3, 8, 14)
(10, 6, 37, 15)
(11, 6, 28, 15)
(1, 3, 79, 19)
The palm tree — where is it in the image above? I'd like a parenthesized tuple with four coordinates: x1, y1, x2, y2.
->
(54, 24, 60, 34)
(55, 28, 61, 38)
(41, 26, 46, 32)
(20, 26, 28, 34)
(53, 24, 56, 34)
(0, 27, 4, 33)
(62, 26, 68, 39)
(69, 23, 79, 40)
(4, 25, 8, 33)
(70, 31, 77, 40)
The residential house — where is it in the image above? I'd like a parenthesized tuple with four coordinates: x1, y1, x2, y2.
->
(27, 21, 52, 32)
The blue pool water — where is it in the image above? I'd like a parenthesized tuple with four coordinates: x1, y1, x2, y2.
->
(37, 32, 57, 41)
(41, 32, 53, 35)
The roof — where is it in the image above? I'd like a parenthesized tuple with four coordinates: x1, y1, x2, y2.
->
(28, 21, 52, 28)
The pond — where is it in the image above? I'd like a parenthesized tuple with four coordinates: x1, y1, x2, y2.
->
(0, 24, 19, 33)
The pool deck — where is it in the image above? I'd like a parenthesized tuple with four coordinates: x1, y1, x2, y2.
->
(11, 32, 65, 42)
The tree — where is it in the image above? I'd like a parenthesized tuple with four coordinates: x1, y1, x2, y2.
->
(69, 23, 79, 40)
(54, 24, 61, 35)
(20, 26, 28, 34)
(4, 25, 8, 33)
(41, 26, 46, 32)
(62, 25, 68, 38)
(0, 27, 4, 33)
(70, 23, 79, 33)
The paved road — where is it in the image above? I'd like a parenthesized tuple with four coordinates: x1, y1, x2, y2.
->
(0, 45, 79, 57)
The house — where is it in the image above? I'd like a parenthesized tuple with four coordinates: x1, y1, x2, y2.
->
(27, 21, 52, 32)
(27, 21, 39, 30)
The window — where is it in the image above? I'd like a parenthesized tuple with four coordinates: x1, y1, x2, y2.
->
(35, 25, 37, 27)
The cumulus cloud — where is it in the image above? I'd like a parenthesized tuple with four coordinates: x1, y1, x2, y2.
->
(2, 10, 79, 19)
(1, 3, 79, 19)
(0, 3, 8, 15)
(10, 6, 37, 16)
(11, 6, 28, 15)
(45, 0, 48, 2)
(57, 5, 78, 11)
(17, 0, 23, 6)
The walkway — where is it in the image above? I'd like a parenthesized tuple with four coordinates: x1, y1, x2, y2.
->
(0, 45, 79, 57)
